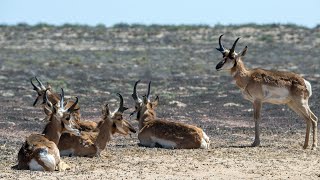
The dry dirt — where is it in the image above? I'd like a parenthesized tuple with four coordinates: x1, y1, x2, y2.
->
(0, 24, 320, 179)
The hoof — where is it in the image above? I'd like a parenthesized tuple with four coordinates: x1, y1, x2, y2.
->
(251, 141, 260, 147)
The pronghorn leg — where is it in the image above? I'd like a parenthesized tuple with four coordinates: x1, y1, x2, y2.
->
(305, 105, 317, 150)
(252, 100, 262, 147)
(288, 102, 317, 149)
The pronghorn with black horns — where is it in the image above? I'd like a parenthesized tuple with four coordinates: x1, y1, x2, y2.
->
(30, 76, 97, 131)
(131, 80, 210, 149)
(58, 93, 136, 157)
(18, 88, 80, 171)
(215, 34, 318, 149)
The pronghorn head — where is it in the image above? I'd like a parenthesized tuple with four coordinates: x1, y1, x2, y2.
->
(130, 80, 151, 120)
(135, 80, 159, 121)
(215, 34, 248, 71)
(102, 93, 136, 135)
(30, 76, 55, 107)
(44, 88, 80, 136)
(141, 94, 159, 115)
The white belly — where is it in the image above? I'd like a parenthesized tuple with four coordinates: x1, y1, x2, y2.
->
(262, 85, 290, 104)
(60, 149, 75, 157)
(151, 136, 177, 149)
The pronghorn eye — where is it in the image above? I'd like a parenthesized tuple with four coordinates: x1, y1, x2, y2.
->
(66, 116, 70, 121)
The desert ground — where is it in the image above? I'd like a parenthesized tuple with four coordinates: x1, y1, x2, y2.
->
(0, 24, 320, 179)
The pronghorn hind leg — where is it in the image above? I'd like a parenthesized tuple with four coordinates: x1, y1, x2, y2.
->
(252, 100, 262, 147)
(287, 102, 316, 149)
(307, 108, 318, 150)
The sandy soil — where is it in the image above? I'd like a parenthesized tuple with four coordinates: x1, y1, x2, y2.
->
(0, 25, 320, 179)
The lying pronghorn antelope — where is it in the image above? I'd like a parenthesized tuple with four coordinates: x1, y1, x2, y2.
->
(30, 76, 97, 131)
(215, 34, 318, 149)
(18, 88, 80, 171)
(131, 80, 210, 149)
(58, 93, 136, 157)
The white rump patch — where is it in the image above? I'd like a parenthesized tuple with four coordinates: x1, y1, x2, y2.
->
(39, 149, 56, 170)
(29, 148, 56, 171)
(200, 131, 210, 149)
(29, 158, 44, 171)
(304, 79, 312, 97)
(151, 136, 177, 149)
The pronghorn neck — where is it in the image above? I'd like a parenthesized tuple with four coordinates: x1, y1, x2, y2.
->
(94, 115, 113, 151)
(42, 116, 63, 145)
(139, 107, 156, 130)
(230, 59, 250, 90)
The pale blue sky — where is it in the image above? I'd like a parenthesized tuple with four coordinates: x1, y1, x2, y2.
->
(1, 0, 319, 27)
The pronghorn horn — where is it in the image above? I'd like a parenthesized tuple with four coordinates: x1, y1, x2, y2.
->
(30, 77, 40, 91)
(216, 34, 226, 52)
(132, 80, 141, 102)
(67, 97, 79, 113)
(230, 37, 240, 54)
(116, 93, 128, 113)
(146, 81, 151, 101)
(60, 88, 64, 109)
(35, 76, 46, 90)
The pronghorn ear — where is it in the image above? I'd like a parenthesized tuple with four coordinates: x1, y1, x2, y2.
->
(152, 95, 159, 108)
(102, 104, 110, 116)
(239, 46, 248, 57)
(46, 83, 52, 90)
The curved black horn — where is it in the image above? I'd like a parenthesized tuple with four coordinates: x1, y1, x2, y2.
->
(147, 81, 151, 100)
(60, 88, 64, 109)
(216, 34, 226, 52)
(132, 80, 141, 101)
(30, 77, 40, 91)
(67, 97, 79, 112)
(116, 93, 128, 113)
(230, 37, 240, 54)
(35, 76, 46, 90)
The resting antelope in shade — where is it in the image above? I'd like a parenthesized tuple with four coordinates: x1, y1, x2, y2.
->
(30, 76, 97, 131)
(58, 93, 136, 157)
(215, 35, 318, 149)
(18, 88, 80, 171)
(130, 80, 210, 149)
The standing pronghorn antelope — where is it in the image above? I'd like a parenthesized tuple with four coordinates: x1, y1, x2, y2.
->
(58, 93, 136, 157)
(18, 88, 80, 171)
(30, 76, 97, 131)
(215, 34, 318, 149)
(131, 80, 210, 149)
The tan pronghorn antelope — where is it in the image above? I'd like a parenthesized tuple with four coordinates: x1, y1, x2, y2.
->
(18, 88, 80, 171)
(30, 76, 97, 131)
(58, 93, 136, 157)
(215, 34, 318, 149)
(130, 80, 210, 149)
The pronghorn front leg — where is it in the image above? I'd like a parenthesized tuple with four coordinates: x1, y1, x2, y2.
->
(252, 100, 262, 147)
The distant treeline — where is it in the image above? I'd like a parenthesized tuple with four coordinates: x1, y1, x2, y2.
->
(0, 22, 317, 30)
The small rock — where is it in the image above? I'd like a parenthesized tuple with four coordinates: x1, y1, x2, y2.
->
(223, 102, 243, 107)
(2, 91, 14, 97)
(169, 101, 187, 108)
